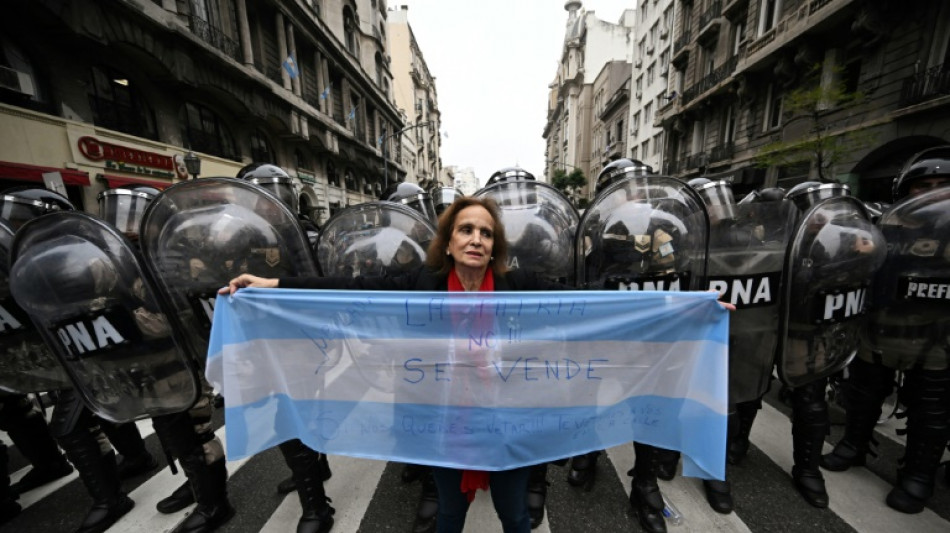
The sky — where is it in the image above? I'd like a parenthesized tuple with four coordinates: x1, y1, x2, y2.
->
(397, 0, 634, 188)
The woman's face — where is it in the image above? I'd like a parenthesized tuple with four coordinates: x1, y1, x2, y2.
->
(448, 205, 495, 273)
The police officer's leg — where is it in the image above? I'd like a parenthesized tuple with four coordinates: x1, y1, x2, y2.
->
(886, 368, 950, 513)
(50, 389, 134, 533)
(566, 450, 600, 489)
(821, 357, 895, 471)
(0, 393, 72, 493)
(412, 466, 439, 533)
(790, 378, 830, 508)
(728, 398, 762, 465)
(99, 418, 157, 479)
(628, 442, 667, 533)
(277, 439, 334, 533)
(703, 411, 737, 514)
(151, 387, 233, 533)
(277, 452, 331, 494)
(0, 442, 21, 525)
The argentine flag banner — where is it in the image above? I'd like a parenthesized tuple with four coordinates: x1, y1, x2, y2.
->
(206, 289, 729, 479)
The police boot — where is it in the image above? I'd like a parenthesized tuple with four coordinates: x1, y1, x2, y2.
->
(156, 481, 195, 514)
(0, 444, 21, 526)
(527, 463, 549, 528)
(171, 455, 234, 533)
(566, 450, 600, 489)
(728, 400, 760, 465)
(279, 441, 334, 533)
(886, 369, 950, 514)
(628, 443, 666, 533)
(278, 452, 331, 494)
(702, 479, 733, 514)
(100, 419, 157, 479)
(790, 380, 829, 508)
(822, 359, 894, 472)
(59, 432, 133, 533)
(412, 469, 438, 533)
(654, 448, 680, 481)
(5, 402, 73, 494)
(401, 462, 425, 484)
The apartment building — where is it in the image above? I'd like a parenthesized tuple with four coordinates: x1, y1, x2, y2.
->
(0, 0, 410, 222)
(655, 0, 950, 200)
(386, 5, 442, 190)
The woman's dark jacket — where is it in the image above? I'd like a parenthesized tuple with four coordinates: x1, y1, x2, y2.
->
(280, 266, 566, 292)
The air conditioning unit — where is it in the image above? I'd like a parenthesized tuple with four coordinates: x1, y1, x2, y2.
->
(635, 59, 642, 68)
(660, 28, 669, 39)
(647, 44, 655, 55)
(630, 127, 639, 136)
(0, 66, 35, 97)
(636, 91, 642, 99)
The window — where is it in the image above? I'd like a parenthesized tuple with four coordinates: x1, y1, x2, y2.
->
(88, 65, 157, 140)
(343, 6, 358, 55)
(641, 139, 650, 157)
(632, 112, 640, 133)
(758, 0, 782, 36)
(732, 20, 746, 57)
(616, 120, 624, 144)
(327, 162, 340, 186)
(182, 102, 238, 160)
(842, 60, 861, 94)
(649, 23, 658, 48)
(0, 36, 46, 107)
(703, 44, 716, 76)
(764, 83, 783, 130)
(653, 132, 663, 155)
(636, 75, 643, 94)
(722, 105, 736, 142)
(644, 102, 653, 125)
(250, 130, 273, 162)
(375, 52, 384, 86)
(296, 149, 311, 171)
(647, 63, 655, 86)
(630, 146, 638, 160)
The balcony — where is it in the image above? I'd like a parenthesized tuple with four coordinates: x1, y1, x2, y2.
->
(722, 0, 748, 21)
(671, 30, 692, 68)
(899, 63, 950, 107)
(188, 15, 241, 62)
(681, 55, 739, 105)
(599, 86, 630, 118)
(697, 1, 722, 45)
(687, 152, 709, 169)
(709, 142, 735, 163)
(744, 0, 840, 68)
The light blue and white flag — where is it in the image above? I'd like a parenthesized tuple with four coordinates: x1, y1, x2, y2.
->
(282, 54, 299, 79)
(207, 289, 729, 479)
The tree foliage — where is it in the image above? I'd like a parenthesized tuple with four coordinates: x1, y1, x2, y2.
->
(551, 168, 586, 204)
(755, 64, 874, 182)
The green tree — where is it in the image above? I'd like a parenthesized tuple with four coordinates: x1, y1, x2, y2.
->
(755, 64, 874, 182)
(551, 168, 586, 205)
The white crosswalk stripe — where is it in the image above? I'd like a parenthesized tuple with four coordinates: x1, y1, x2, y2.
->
(3, 396, 949, 533)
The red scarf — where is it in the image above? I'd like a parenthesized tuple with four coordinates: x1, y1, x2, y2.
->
(447, 266, 493, 502)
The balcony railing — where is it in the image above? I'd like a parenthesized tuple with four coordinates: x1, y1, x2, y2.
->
(673, 29, 692, 54)
(709, 142, 735, 163)
(900, 63, 950, 107)
(699, 1, 722, 29)
(687, 152, 708, 169)
(188, 15, 241, 62)
(681, 55, 739, 105)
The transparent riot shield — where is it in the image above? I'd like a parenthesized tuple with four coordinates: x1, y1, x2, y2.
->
(862, 187, 950, 370)
(777, 197, 887, 388)
(0, 219, 71, 393)
(433, 187, 459, 217)
(475, 180, 579, 284)
(706, 200, 799, 403)
(576, 175, 708, 291)
(139, 178, 318, 367)
(316, 202, 436, 278)
(9, 212, 199, 422)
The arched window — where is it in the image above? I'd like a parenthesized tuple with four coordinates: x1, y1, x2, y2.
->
(88, 65, 158, 140)
(181, 102, 239, 160)
(249, 130, 274, 163)
(343, 6, 358, 55)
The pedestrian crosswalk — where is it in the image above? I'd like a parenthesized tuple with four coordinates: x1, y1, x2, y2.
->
(3, 391, 949, 532)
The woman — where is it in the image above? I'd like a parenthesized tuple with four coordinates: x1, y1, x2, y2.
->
(223, 197, 560, 533)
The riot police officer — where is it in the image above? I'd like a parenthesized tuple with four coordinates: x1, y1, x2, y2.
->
(821, 146, 950, 513)
(381, 181, 439, 225)
(236, 163, 320, 244)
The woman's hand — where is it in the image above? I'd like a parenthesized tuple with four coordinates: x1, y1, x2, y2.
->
(219, 274, 279, 295)
(707, 289, 736, 311)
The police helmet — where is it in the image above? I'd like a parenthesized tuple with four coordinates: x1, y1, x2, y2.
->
(0, 186, 75, 230)
(892, 145, 950, 201)
(595, 159, 654, 196)
(237, 163, 299, 214)
(97, 185, 160, 239)
(486, 167, 536, 187)
(689, 179, 736, 221)
(381, 181, 437, 222)
(433, 187, 459, 217)
(785, 181, 850, 212)
(739, 187, 787, 204)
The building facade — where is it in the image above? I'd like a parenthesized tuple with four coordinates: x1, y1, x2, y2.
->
(0, 0, 413, 223)
(655, 0, 950, 200)
(386, 6, 442, 191)
(543, 1, 634, 197)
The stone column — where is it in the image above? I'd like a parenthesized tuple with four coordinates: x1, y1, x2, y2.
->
(276, 11, 290, 90)
(235, 0, 254, 67)
(287, 23, 301, 96)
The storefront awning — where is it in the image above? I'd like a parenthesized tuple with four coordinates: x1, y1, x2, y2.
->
(98, 174, 172, 189)
(0, 161, 90, 186)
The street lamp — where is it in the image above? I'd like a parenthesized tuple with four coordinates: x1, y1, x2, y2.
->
(382, 121, 432, 190)
(183, 151, 202, 180)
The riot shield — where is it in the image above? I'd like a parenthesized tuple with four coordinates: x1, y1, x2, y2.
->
(433, 187, 459, 217)
(475, 180, 579, 284)
(139, 178, 318, 366)
(777, 197, 887, 388)
(576, 175, 708, 291)
(706, 200, 799, 403)
(8, 212, 199, 422)
(316, 202, 436, 278)
(862, 187, 950, 370)
(0, 219, 71, 393)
